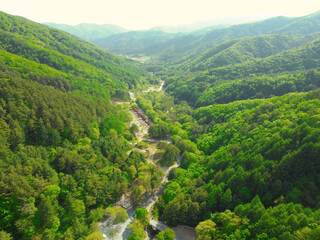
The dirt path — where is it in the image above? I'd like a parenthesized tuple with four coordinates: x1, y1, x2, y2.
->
(99, 81, 196, 239)
(99, 105, 164, 239)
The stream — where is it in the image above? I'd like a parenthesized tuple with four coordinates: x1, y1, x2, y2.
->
(99, 81, 196, 240)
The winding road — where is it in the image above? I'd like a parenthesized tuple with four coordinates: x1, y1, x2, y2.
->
(99, 81, 196, 240)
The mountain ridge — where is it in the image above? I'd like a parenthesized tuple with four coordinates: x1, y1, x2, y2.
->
(139, 11, 320, 63)
(43, 22, 128, 41)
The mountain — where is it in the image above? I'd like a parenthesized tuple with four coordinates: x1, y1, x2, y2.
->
(148, 15, 271, 34)
(273, 10, 320, 35)
(152, 89, 320, 239)
(205, 37, 320, 81)
(0, 11, 148, 96)
(135, 16, 294, 62)
(90, 15, 273, 56)
(175, 33, 320, 72)
(92, 30, 183, 55)
(0, 10, 157, 240)
(149, 23, 229, 34)
(165, 37, 320, 107)
(44, 22, 128, 41)
(139, 11, 320, 63)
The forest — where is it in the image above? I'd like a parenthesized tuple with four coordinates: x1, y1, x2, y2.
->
(1, 9, 320, 240)
(0, 11, 159, 239)
(129, 85, 320, 239)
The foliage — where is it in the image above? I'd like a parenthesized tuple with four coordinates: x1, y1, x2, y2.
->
(154, 90, 320, 231)
(130, 162, 164, 207)
(108, 229, 117, 239)
(149, 122, 170, 139)
(2, 9, 320, 240)
(133, 207, 150, 226)
(195, 196, 320, 239)
(195, 69, 320, 107)
(0, 11, 148, 96)
(105, 206, 128, 224)
(159, 144, 180, 167)
(177, 34, 320, 72)
(0, 61, 137, 238)
(156, 228, 175, 240)
(136, 141, 149, 149)
(0, 11, 148, 239)
(127, 219, 146, 240)
(196, 220, 216, 240)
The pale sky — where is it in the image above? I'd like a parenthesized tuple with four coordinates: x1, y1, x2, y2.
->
(2, 0, 320, 30)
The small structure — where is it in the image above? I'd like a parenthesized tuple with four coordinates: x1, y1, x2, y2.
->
(132, 107, 152, 126)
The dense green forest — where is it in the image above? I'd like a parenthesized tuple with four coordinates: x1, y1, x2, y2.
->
(136, 86, 320, 240)
(130, 12, 320, 238)
(0, 11, 149, 95)
(165, 69, 320, 107)
(0, 11, 157, 239)
(173, 34, 320, 72)
(164, 38, 320, 107)
(2, 9, 320, 240)
(0, 61, 131, 239)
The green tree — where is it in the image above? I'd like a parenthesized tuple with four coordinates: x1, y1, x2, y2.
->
(85, 231, 105, 240)
(160, 144, 180, 167)
(0, 231, 13, 240)
(130, 185, 146, 208)
(38, 194, 60, 231)
(157, 228, 175, 240)
(133, 207, 150, 226)
(130, 124, 139, 135)
(114, 206, 128, 224)
(196, 220, 217, 240)
(220, 188, 233, 210)
(108, 229, 117, 240)
(127, 219, 146, 240)
(148, 122, 170, 139)
(128, 165, 137, 180)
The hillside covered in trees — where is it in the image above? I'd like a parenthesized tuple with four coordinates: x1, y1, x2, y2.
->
(137, 88, 320, 240)
(0, 11, 151, 97)
(164, 35, 320, 108)
(127, 11, 320, 240)
(144, 11, 320, 63)
(0, 11, 158, 239)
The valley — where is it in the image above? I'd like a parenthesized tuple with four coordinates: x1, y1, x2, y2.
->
(1, 8, 320, 240)
(99, 80, 194, 239)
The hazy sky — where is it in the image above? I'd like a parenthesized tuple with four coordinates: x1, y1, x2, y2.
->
(2, 0, 320, 29)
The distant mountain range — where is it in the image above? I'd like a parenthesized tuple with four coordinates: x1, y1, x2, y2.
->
(92, 31, 185, 55)
(45, 11, 320, 64)
(160, 10, 320, 108)
(43, 22, 231, 56)
(144, 11, 320, 64)
(43, 15, 272, 55)
(43, 22, 128, 41)
(149, 15, 274, 33)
